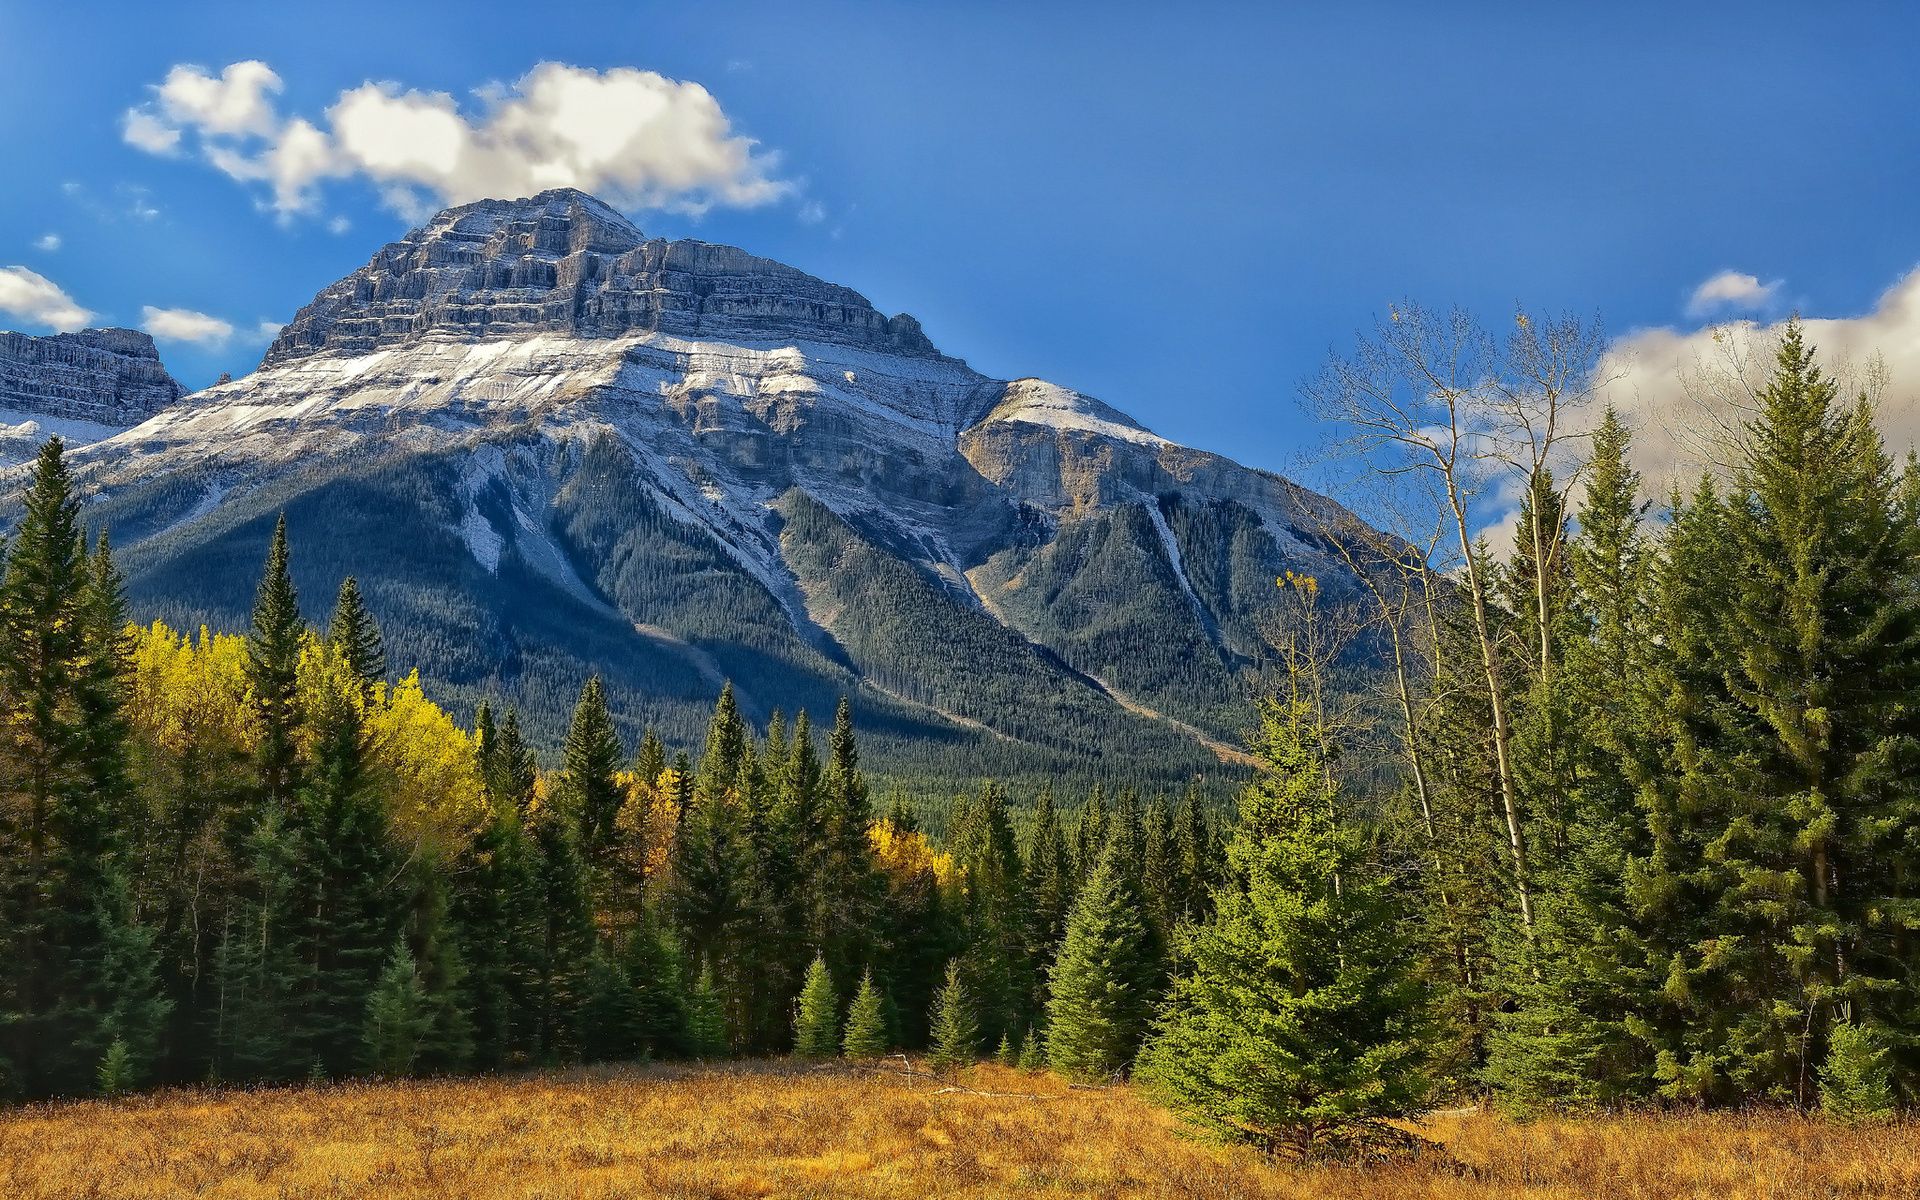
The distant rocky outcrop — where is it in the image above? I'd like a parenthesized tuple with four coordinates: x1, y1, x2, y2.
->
(263, 188, 939, 366)
(0, 327, 185, 425)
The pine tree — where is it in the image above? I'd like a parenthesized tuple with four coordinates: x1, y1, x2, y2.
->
(1023, 788, 1074, 1015)
(815, 699, 881, 987)
(1486, 405, 1661, 1110)
(326, 576, 385, 702)
(687, 963, 728, 1058)
(581, 947, 644, 1063)
(623, 914, 691, 1060)
(1171, 785, 1216, 924)
(951, 782, 1031, 1048)
(361, 943, 430, 1077)
(633, 729, 667, 792)
(529, 806, 595, 1063)
(287, 643, 404, 1074)
(927, 960, 978, 1076)
(1017, 1025, 1044, 1070)
(1073, 785, 1109, 881)
(563, 676, 625, 861)
(843, 968, 888, 1058)
(1819, 1020, 1895, 1122)
(246, 515, 304, 810)
(1046, 834, 1155, 1081)
(1138, 698, 1430, 1159)
(0, 439, 166, 1095)
(792, 953, 839, 1059)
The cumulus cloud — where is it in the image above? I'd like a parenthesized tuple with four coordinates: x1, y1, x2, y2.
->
(33, 234, 60, 252)
(140, 305, 235, 345)
(123, 60, 794, 221)
(1685, 269, 1783, 319)
(1597, 269, 1920, 490)
(0, 267, 94, 332)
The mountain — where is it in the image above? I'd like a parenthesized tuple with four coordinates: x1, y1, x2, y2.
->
(0, 327, 183, 467)
(16, 189, 1376, 792)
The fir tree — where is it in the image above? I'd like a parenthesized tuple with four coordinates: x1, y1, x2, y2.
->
(951, 782, 1032, 1048)
(927, 960, 978, 1076)
(0, 440, 166, 1095)
(792, 953, 839, 1059)
(1819, 1020, 1895, 1122)
(529, 806, 595, 1063)
(1023, 788, 1074, 1015)
(843, 968, 888, 1058)
(326, 576, 385, 702)
(687, 963, 728, 1058)
(1138, 698, 1430, 1159)
(287, 645, 404, 1074)
(1046, 834, 1156, 1081)
(1017, 1025, 1044, 1070)
(563, 676, 625, 861)
(361, 943, 430, 1077)
(246, 515, 304, 810)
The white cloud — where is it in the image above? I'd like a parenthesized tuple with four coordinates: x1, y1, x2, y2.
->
(797, 200, 826, 225)
(140, 305, 234, 345)
(253, 320, 285, 342)
(152, 60, 284, 138)
(122, 109, 181, 156)
(122, 60, 794, 222)
(1685, 269, 1782, 319)
(0, 267, 94, 332)
(33, 234, 60, 252)
(1598, 267, 1920, 490)
(326, 215, 351, 235)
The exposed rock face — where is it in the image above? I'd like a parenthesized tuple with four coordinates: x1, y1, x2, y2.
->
(264, 189, 939, 366)
(41, 188, 1390, 778)
(0, 327, 184, 424)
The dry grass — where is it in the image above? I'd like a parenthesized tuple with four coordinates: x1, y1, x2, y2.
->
(2, 1061, 1915, 1199)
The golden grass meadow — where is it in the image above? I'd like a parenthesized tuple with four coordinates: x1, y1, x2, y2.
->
(1, 1061, 1914, 1199)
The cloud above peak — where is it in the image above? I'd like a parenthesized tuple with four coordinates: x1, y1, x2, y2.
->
(1599, 268, 1920, 489)
(123, 61, 795, 222)
(0, 267, 94, 332)
(1685, 269, 1782, 319)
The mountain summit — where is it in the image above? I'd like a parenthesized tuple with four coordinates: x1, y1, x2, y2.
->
(265, 188, 936, 365)
(33, 190, 1374, 787)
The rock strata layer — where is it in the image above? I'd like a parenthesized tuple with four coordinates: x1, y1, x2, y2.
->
(0, 327, 185, 425)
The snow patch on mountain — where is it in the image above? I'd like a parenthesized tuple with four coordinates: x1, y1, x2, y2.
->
(985, 379, 1169, 448)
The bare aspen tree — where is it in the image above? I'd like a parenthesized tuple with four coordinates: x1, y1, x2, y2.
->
(1303, 304, 1603, 937)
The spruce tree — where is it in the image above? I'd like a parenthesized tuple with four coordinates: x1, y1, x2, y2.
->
(1023, 788, 1074, 1015)
(687, 963, 729, 1058)
(326, 576, 385, 702)
(1819, 1020, 1895, 1122)
(623, 914, 691, 1059)
(563, 676, 625, 861)
(843, 968, 888, 1058)
(792, 953, 839, 1059)
(951, 782, 1032, 1048)
(287, 645, 404, 1073)
(927, 960, 978, 1075)
(1046, 833, 1155, 1081)
(246, 515, 304, 810)
(0, 440, 166, 1095)
(1138, 698, 1429, 1159)
(529, 806, 595, 1063)
(361, 942, 430, 1076)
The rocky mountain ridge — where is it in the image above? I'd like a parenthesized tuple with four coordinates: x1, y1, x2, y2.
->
(6, 189, 1376, 789)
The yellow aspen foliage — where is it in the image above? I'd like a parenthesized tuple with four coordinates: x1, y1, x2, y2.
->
(366, 669, 488, 855)
(869, 818, 954, 887)
(126, 622, 259, 757)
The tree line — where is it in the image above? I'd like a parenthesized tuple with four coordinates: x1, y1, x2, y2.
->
(0, 439, 1222, 1099)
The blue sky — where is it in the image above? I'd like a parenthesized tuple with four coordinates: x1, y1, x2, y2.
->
(2, 0, 1918, 480)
